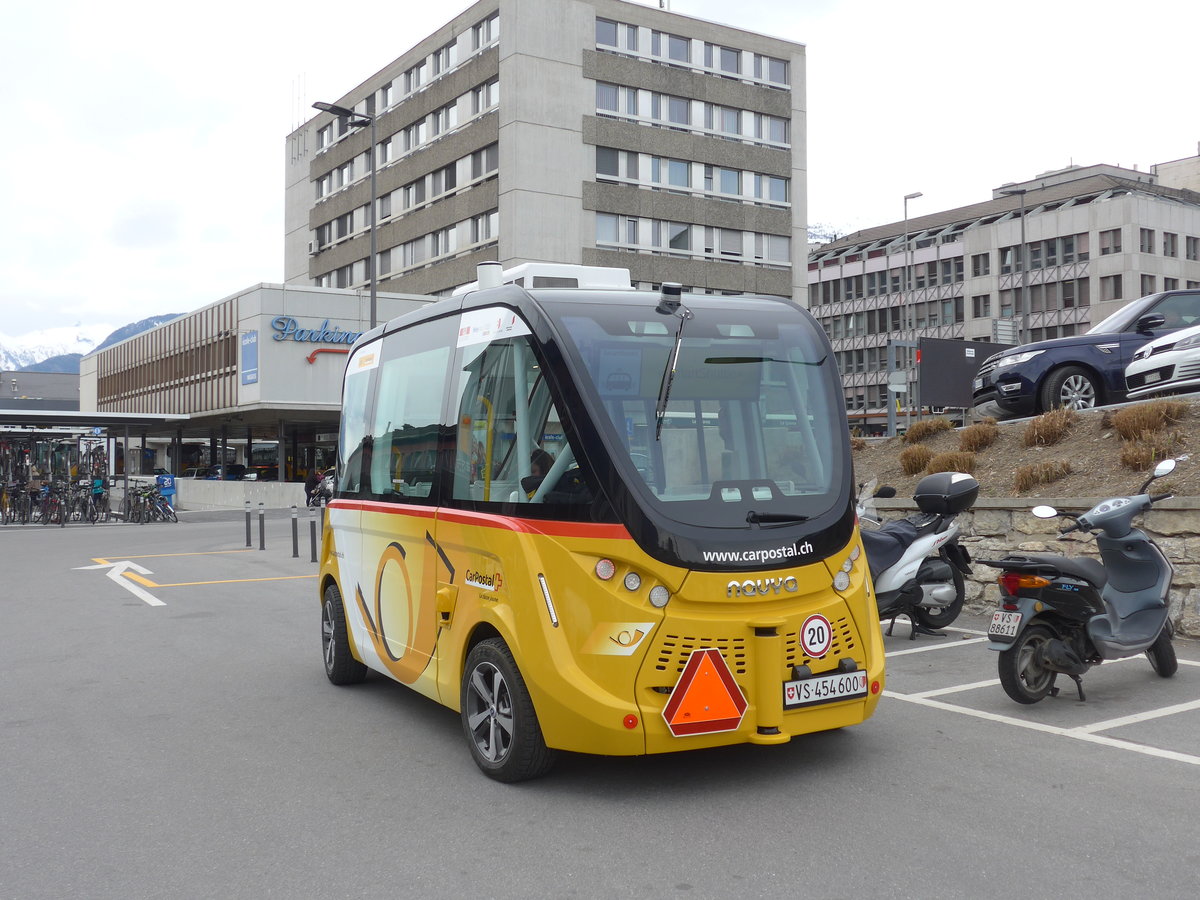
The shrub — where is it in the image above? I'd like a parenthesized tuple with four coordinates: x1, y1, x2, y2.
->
(850, 436, 867, 451)
(925, 451, 976, 475)
(903, 417, 953, 443)
(1014, 460, 1072, 493)
(959, 421, 999, 453)
(1120, 432, 1184, 470)
(1022, 408, 1076, 447)
(1110, 400, 1189, 441)
(900, 444, 934, 475)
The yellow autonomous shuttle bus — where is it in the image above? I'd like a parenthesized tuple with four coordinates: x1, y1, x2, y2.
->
(319, 263, 885, 781)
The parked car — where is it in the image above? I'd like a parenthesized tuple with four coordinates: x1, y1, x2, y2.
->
(204, 464, 247, 481)
(1124, 322, 1200, 400)
(182, 467, 208, 479)
(972, 289, 1200, 419)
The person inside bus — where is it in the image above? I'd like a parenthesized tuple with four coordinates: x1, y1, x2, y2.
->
(521, 448, 556, 497)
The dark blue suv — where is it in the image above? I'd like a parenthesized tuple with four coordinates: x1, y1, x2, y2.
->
(972, 290, 1200, 419)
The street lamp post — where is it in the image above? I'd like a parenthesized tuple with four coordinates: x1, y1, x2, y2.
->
(313, 101, 378, 329)
(1000, 188, 1028, 344)
(902, 191, 923, 431)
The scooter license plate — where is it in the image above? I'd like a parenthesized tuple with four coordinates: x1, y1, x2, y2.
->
(989, 611, 1022, 638)
(783, 671, 868, 709)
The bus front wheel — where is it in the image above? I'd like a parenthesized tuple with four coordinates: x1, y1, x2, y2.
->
(460, 638, 556, 782)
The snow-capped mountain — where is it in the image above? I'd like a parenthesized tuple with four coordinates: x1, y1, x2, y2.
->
(0, 324, 112, 371)
(0, 315, 181, 373)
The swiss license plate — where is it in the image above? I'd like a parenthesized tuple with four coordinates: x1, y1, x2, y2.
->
(1144, 371, 1162, 384)
(973, 377, 983, 391)
(783, 670, 868, 709)
(989, 611, 1022, 638)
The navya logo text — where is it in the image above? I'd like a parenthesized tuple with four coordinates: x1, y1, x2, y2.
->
(271, 317, 363, 345)
(726, 576, 800, 598)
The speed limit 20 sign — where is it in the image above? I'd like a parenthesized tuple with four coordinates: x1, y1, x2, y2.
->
(799, 613, 833, 658)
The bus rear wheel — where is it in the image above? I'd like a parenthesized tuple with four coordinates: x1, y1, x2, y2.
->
(322, 583, 367, 685)
(461, 638, 556, 782)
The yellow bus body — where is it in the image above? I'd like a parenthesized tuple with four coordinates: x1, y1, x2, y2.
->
(322, 502, 884, 756)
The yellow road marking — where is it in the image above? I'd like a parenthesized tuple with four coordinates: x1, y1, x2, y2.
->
(90, 555, 315, 589)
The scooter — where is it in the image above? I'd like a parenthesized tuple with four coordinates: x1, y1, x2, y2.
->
(977, 457, 1181, 704)
(858, 472, 978, 639)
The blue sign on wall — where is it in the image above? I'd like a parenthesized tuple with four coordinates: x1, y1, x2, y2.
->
(241, 330, 259, 385)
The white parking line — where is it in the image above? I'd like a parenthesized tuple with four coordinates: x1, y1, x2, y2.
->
(888, 691, 1200, 766)
(902, 679, 1000, 699)
(887, 638, 989, 657)
(1071, 698, 1200, 734)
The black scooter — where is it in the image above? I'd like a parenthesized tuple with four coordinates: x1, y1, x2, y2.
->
(977, 457, 1181, 703)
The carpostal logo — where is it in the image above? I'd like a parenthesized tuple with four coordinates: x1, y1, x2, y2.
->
(465, 569, 503, 591)
(726, 575, 800, 598)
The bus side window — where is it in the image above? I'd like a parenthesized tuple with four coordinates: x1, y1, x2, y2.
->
(365, 318, 457, 503)
(337, 354, 377, 496)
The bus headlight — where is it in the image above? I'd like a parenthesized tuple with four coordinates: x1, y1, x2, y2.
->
(623, 572, 642, 591)
(648, 586, 670, 608)
(833, 571, 851, 592)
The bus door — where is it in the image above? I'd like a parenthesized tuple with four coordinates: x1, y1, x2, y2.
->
(354, 316, 458, 700)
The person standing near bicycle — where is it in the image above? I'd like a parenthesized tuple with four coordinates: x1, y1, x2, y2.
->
(155, 471, 177, 510)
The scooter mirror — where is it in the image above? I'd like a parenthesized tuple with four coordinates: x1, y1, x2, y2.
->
(1153, 458, 1177, 478)
(1032, 505, 1059, 519)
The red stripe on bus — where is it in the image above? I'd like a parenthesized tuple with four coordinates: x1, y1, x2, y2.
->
(326, 498, 631, 540)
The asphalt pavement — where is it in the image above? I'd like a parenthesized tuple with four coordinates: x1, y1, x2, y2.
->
(3, 514, 1199, 899)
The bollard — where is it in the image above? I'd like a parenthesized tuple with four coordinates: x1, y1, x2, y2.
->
(245, 500, 252, 548)
(291, 505, 299, 558)
(320, 495, 327, 531)
(309, 504, 318, 564)
(258, 502, 266, 551)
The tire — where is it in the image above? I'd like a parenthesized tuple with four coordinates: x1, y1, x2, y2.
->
(461, 638, 556, 783)
(912, 564, 966, 630)
(322, 583, 367, 685)
(998, 623, 1058, 704)
(1146, 626, 1178, 678)
(159, 501, 178, 523)
(1039, 365, 1099, 412)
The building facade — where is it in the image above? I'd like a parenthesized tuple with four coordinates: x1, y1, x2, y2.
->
(80, 284, 430, 477)
(807, 160, 1200, 429)
(284, 0, 806, 301)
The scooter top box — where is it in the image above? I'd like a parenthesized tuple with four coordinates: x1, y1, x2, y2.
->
(914, 471, 979, 515)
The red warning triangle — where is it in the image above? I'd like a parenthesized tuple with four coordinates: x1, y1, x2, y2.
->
(662, 648, 748, 736)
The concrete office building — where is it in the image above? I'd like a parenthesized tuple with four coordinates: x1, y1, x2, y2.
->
(79, 284, 430, 482)
(284, 0, 806, 301)
(807, 157, 1200, 430)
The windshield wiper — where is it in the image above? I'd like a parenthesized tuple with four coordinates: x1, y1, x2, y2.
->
(705, 355, 827, 367)
(746, 510, 809, 527)
(654, 284, 693, 441)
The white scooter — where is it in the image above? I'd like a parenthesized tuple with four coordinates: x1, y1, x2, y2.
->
(858, 472, 978, 639)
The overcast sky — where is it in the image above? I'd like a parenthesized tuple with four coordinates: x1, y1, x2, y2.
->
(1, 0, 1195, 340)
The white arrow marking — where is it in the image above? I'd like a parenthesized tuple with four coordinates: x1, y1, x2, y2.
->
(74, 560, 164, 607)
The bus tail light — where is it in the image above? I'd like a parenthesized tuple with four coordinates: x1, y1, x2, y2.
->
(595, 559, 616, 581)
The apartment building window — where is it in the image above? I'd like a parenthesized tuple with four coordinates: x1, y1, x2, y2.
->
(471, 210, 498, 243)
(431, 102, 459, 137)
(1141, 274, 1156, 295)
(430, 162, 457, 195)
(473, 13, 499, 49)
(402, 179, 426, 210)
(596, 83, 618, 113)
(753, 54, 789, 85)
(667, 33, 690, 62)
(1100, 274, 1122, 301)
(972, 295, 990, 318)
(317, 125, 332, 150)
(473, 79, 499, 114)
(1099, 228, 1122, 255)
(470, 143, 498, 178)
(596, 213, 618, 244)
(1187, 236, 1199, 261)
(704, 44, 739, 74)
(596, 18, 617, 46)
(1165, 278, 1179, 291)
(432, 41, 458, 75)
(404, 61, 426, 94)
(755, 113, 788, 144)
(1163, 232, 1178, 257)
(971, 253, 990, 277)
(754, 174, 787, 204)
(377, 193, 392, 220)
(1140, 228, 1155, 253)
